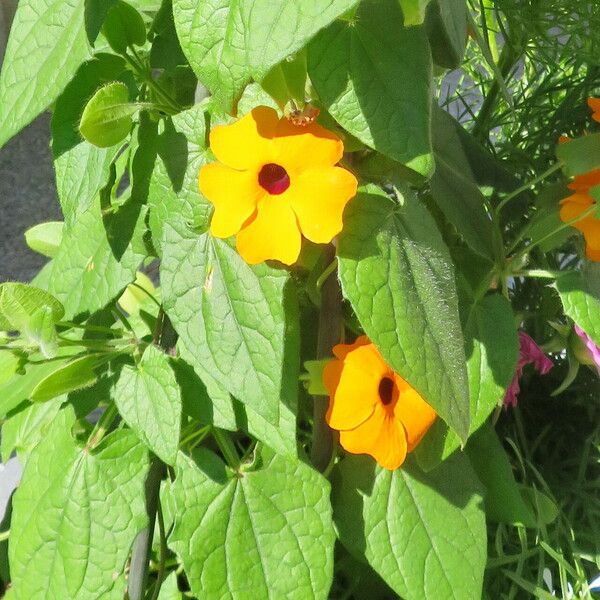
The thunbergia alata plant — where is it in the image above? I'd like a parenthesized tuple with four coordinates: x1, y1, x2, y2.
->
(0, 0, 599, 598)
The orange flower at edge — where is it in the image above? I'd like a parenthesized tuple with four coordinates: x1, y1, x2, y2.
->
(199, 106, 358, 266)
(559, 160, 600, 262)
(588, 97, 600, 123)
(323, 336, 437, 470)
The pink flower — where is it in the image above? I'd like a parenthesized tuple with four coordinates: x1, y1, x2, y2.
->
(504, 332, 553, 408)
(574, 324, 600, 375)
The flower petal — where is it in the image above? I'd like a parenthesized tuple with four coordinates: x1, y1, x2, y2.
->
(235, 195, 301, 265)
(339, 404, 408, 470)
(518, 332, 553, 375)
(560, 194, 594, 229)
(209, 106, 278, 170)
(392, 377, 437, 452)
(287, 166, 358, 244)
(586, 244, 600, 262)
(579, 216, 600, 242)
(567, 168, 600, 192)
(503, 373, 521, 408)
(199, 163, 264, 238)
(274, 119, 344, 172)
(325, 344, 388, 430)
(332, 335, 370, 361)
(588, 97, 600, 123)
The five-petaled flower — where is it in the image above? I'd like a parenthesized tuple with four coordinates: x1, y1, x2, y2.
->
(199, 106, 358, 265)
(323, 336, 437, 470)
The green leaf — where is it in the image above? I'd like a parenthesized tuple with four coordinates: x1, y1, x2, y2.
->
(464, 295, 518, 430)
(466, 425, 536, 527)
(30, 354, 113, 402)
(161, 219, 298, 425)
(1, 396, 64, 463)
(114, 345, 181, 465)
(416, 294, 519, 468)
(520, 487, 559, 525)
(84, 0, 118, 43)
(171, 357, 235, 429)
(556, 271, 600, 347)
(174, 351, 298, 457)
(168, 448, 335, 599)
(47, 199, 145, 319)
(261, 51, 308, 106)
(556, 133, 600, 177)
(0, 282, 64, 331)
(333, 453, 486, 600)
(430, 108, 496, 260)
(157, 572, 182, 600)
(79, 82, 137, 148)
(398, 0, 433, 25)
(0, 351, 21, 385)
(118, 271, 157, 315)
(23, 306, 60, 359)
(172, 0, 360, 111)
(337, 186, 470, 440)
(24, 222, 64, 258)
(148, 104, 212, 255)
(521, 200, 574, 254)
(52, 54, 129, 225)
(102, 0, 146, 54)
(0, 354, 75, 419)
(0, 0, 90, 148)
(9, 407, 149, 600)
(308, 0, 433, 175)
(425, 0, 468, 69)
(150, 0, 188, 73)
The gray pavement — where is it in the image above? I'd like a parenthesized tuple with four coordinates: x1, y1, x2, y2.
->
(0, 113, 60, 282)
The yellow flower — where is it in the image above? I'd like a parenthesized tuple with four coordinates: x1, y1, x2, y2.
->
(199, 106, 358, 265)
(323, 336, 437, 470)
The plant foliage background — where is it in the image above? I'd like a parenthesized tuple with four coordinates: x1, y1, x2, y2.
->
(0, 0, 600, 598)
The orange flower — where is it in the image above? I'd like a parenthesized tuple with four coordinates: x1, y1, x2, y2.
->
(198, 106, 357, 265)
(560, 165, 600, 262)
(588, 97, 600, 123)
(323, 336, 437, 470)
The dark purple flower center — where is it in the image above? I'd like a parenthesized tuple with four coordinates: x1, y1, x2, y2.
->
(378, 376, 396, 406)
(258, 163, 290, 195)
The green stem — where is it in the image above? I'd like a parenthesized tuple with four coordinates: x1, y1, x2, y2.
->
(149, 498, 168, 600)
(57, 321, 125, 336)
(127, 49, 180, 114)
(472, 268, 498, 305)
(213, 429, 240, 470)
(179, 425, 211, 449)
(112, 308, 135, 334)
(495, 162, 563, 214)
(57, 336, 132, 350)
(87, 403, 119, 450)
(311, 244, 341, 473)
(316, 258, 338, 292)
(127, 460, 165, 600)
(129, 282, 162, 310)
(0, 530, 9, 543)
(127, 303, 176, 600)
(470, 26, 518, 141)
(512, 269, 564, 280)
